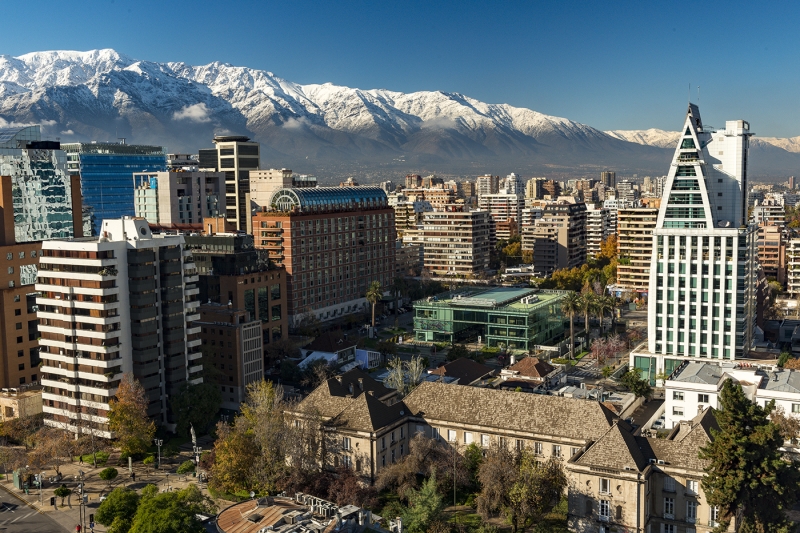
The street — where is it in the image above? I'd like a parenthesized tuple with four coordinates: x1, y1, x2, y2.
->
(0, 490, 64, 532)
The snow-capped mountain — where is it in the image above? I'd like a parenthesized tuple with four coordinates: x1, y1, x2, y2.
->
(0, 49, 796, 177)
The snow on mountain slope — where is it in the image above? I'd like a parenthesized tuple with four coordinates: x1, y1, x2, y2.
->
(0, 48, 795, 176)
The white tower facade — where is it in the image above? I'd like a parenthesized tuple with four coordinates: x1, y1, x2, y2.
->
(631, 104, 757, 382)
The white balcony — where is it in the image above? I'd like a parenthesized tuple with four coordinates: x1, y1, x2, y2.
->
(187, 326, 201, 336)
(42, 392, 111, 410)
(189, 377, 203, 385)
(187, 338, 202, 349)
(188, 350, 203, 361)
(189, 364, 203, 374)
(184, 275, 200, 284)
(43, 418, 113, 439)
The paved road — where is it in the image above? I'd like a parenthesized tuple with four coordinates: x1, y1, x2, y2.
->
(0, 491, 64, 532)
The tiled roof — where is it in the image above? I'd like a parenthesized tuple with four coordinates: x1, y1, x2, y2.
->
(330, 393, 408, 432)
(403, 381, 616, 441)
(507, 356, 555, 378)
(305, 331, 357, 353)
(575, 408, 717, 473)
(576, 421, 648, 471)
(761, 369, 800, 394)
(670, 362, 724, 385)
(327, 368, 394, 400)
(428, 358, 495, 384)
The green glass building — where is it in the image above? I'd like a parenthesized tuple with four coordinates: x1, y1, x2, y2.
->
(413, 287, 568, 350)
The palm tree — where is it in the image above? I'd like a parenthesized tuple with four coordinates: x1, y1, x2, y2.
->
(561, 292, 581, 359)
(391, 276, 407, 327)
(366, 281, 383, 328)
(596, 295, 616, 331)
(579, 292, 595, 332)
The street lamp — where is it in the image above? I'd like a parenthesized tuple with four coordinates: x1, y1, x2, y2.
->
(39, 471, 44, 506)
(192, 445, 202, 473)
(154, 439, 163, 470)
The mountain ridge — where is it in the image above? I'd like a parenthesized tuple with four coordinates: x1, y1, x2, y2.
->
(0, 49, 796, 179)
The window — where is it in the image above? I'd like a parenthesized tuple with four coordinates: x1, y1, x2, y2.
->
(616, 505, 623, 520)
(698, 394, 709, 404)
(448, 430, 457, 442)
(342, 437, 351, 451)
(792, 404, 800, 414)
(516, 439, 524, 451)
(599, 500, 610, 521)
(416, 425, 425, 435)
(673, 391, 684, 400)
(710, 506, 719, 527)
(382, 436, 386, 450)
(664, 497, 674, 519)
(391, 450, 395, 463)
(673, 407, 684, 416)
(464, 432, 473, 444)
(432, 428, 440, 441)
(342, 455, 352, 468)
(687, 501, 698, 523)
(663, 525, 675, 533)
(17, 364, 23, 371)
(571, 447, 579, 457)
(481, 434, 490, 447)
(534, 441, 543, 455)
(663, 476, 675, 492)
(600, 478, 611, 494)
(552, 445, 561, 458)
(585, 499, 593, 516)
(686, 479, 698, 495)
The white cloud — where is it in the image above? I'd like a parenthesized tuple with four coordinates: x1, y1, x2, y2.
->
(172, 103, 212, 123)
(40, 119, 57, 126)
(60, 129, 75, 135)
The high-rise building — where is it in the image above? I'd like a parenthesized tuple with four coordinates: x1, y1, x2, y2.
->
(601, 170, 616, 189)
(615, 180, 639, 203)
(166, 154, 198, 171)
(133, 171, 224, 228)
(575, 179, 598, 203)
(616, 208, 658, 292)
(405, 174, 422, 189)
(0, 127, 84, 389)
(197, 303, 263, 410)
(461, 180, 476, 203)
(421, 206, 491, 276)
(504, 173, 523, 195)
(184, 230, 289, 361)
(478, 192, 524, 243)
(62, 141, 166, 236)
(38, 217, 202, 436)
(249, 169, 293, 209)
(380, 181, 396, 194)
(525, 178, 547, 201)
(476, 175, 500, 197)
(585, 206, 614, 258)
(521, 201, 587, 277)
(252, 187, 395, 326)
(542, 180, 562, 198)
(789, 176, 796, 190)
(750, 199, 785, 226)
(786, 239, 800, 297)
(632, 105, 756, 382)
(198, 135, 260, 233)
(756, 223, 786, 286)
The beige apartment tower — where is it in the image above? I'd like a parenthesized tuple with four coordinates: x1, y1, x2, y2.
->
(616, 208, 658, 292)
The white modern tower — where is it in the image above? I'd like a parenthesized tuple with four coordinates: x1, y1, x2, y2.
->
(631, 104, 757, 383)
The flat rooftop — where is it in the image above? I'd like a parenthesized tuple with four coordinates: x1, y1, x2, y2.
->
(669, 362, 725, 385)
(416, 287, 566, 312)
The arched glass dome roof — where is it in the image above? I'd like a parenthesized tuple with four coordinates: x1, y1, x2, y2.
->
(269, 186, 388, 213)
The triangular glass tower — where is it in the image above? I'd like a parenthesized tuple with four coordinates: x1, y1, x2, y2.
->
(631, 104, 757, 383)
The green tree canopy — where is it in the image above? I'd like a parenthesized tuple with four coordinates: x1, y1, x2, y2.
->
(700, 380, 800, 533)
(620, 368, 652, 398)
(403, 471, 444, 533)
(96, 487, 140, 531)
(170, 382, 222, 437)
(128, 485, 215, 533)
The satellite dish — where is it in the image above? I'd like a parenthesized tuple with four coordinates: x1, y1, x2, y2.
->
(717, 220, 731, 228)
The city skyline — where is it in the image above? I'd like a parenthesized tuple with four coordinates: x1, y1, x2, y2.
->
(0, 1, 798, 137)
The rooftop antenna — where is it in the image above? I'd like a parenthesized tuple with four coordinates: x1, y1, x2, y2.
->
(697, 85, 700, 105)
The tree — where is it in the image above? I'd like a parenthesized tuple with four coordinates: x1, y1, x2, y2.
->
(579, 290, 595, 332)
(384, 355, 425, 395)
(701, 380, 800, 533)
(96, 487, 140, 531)
(598, 234, 618, 261)
(446, 344, 470, 362)
(54, 484, 71, 507)
(366, 280, 383, 328)
(596, 295, 616, 330)
(375, 340, 398, 363)
(108, 374, 156, 456)
(27, 427, 74, 475)
(560, 292, 581, 359)
(620, 368, 652, 398)
(99, 467, 119, 486)
(170, 382, 222, 437)
(777, 351, 792, 367)
(0, 413, 44, 448)
(403, 471, 444, 533)
(176, 460, 195, 475)
(326, 467, 378, 509)
(771, 405, 800, 444)
(783, 357, 800, 370)
(128, 484, 215, 533)
(209, 422, 260, 495)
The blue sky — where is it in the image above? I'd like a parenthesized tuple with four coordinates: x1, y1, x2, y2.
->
(3, 0, 799, 137)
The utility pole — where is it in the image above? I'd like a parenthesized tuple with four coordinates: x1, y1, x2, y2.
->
(154, 439, 163, 470)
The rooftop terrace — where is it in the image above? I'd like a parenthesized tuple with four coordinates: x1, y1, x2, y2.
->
(416, 287, 566, 312)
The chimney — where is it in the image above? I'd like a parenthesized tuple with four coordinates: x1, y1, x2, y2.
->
(358, 378, 364, 391)
(510, 354, 516, 366)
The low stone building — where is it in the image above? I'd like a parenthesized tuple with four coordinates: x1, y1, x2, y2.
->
(0, 387, 42, 421)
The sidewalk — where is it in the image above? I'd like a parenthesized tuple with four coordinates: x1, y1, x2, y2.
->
(0, 452, 207, 532)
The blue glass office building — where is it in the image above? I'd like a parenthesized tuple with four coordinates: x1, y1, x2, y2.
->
(62, 142, 167, 235)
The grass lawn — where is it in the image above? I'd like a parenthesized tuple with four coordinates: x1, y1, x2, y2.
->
(74, 451, 110, 466)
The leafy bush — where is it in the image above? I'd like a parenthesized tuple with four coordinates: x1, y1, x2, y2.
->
(99, 468, 119, 484)
(143, 455, 155, 466)
(176, 460, 195, 474)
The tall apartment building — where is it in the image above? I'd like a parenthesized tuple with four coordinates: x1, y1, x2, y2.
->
(184, 231, 289, 358)
(461, 180, 476, 203)
(402, 188, 455, 209)
(62, 141, 167, 236)
(476, 175, 500, 197)
(525, 177, 547, 201)
(197, 303, 263, 410)
(503, 173, 523, 194)
(632, 104, 757, 382)
(133, 171, 224, 228)
(521, 202, 587, 277)
(249, 169, 317, 209)
(600, 170, 616, 188)
(750, 200, 785, 226)
(756, 223, 786, 286)
(253, 187, 395, 326)
(575, 179, 598, 203)
(542, 179, 562, 198)
(404, 174, 422, 189)
(616, 208, 658, 292)
(198, 135, 260, 233)
(37, 218, 202, 436)
(585, 206, 614, 258)
(615, 180, 639, 203)
(421, 206, 491, 276)
(787, 239, 800, 297)
(478, 192, 524, 243)
(0, 126, 84, 389)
